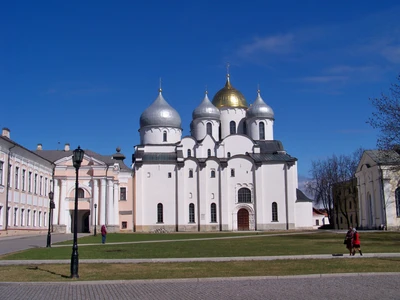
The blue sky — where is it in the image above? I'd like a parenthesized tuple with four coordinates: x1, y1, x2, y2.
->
(1, 1, 400, 181)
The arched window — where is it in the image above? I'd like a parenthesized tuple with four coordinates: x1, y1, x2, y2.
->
(272, 202, 278, 221)
(227, 152, 231, 158)
(207, 149, 211, 157)
(231, 169, 235, 177)
(396, 188, 400, 217)
(211, 170, 216, 178)
(259, 122, 265, 140)
(157, 203, 163, 223)
(77, 188, 85, 198)
(189, 203, 195, 223)
(230, 121, 236, 134)
(211, 203, 217, 222)
(187, 149, 191, 157)
(238, 188, 251, 203)
(243, 122, 247, 135)
(163, 131, 167, 142)
(206, 122, 212, 135)
(189, 169, 193, 178)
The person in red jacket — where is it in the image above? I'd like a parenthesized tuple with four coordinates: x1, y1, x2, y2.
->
(101, 224, 107, 244)
(352, 229, 363, 256)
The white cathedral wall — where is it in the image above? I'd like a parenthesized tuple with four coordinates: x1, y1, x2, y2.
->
(143, 145, 177, 153)
(140, 127, 182, 145)
(196, 135, 217, 158)
(180, 137, 197, 158)
(219, 135, 254, 157)
(191, 119, 220, 141)
(220, 108, 247, 139)
(246, 119, 274, 141)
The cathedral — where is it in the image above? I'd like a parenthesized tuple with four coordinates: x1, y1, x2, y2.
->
(133, 73, 313, 232)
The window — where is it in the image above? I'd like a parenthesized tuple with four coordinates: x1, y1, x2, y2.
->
(211, 203, 217, 222)
(157, 203, 163, 223)
(227, 152, 231, 158)
(211, 169, 216, 178)
(187, 149, 191, 157)
(28, 172, 32, 192)
(259, 122, 265, 140)
(33, 210, 36, 227)
(77, 188, 85, 198)
(21, 209, 24, 226)
(22, 169, 26, 191)
(272, 202, 278, 221)
(230, 121, 236, 134)
(39, 211, 42, 227)
(0, 161, 3, 185)
(7, 207, 10, 226)
(163, 131, 167, 142)
(316, 219, 319, 226)
(207, 149, 211, 157)
(396, 187, 400, 217)
(231, 169, 235, 177)
(44, 212, 47, 226)
(8, 164, 11, 187)
(122, 221, 127, 229)
(189, 203, 195, 223)
(45, 178, 47, 196)
(238, 188, 251, 203)
(34, 174, 38, 194)
(206, 122, 212, 135)
(168, 172, 172, 178)
(27, 209, 30, 226)
(189, 169, 193, 178)
(15, 167, 19, 189)
(120, 187, 127, 200)
(39, 175, 43, 195)
(14, 207, 18, 226)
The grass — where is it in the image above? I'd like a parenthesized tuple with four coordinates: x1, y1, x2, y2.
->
(2, 231, 400, 260)
(1, 258, 400, 282)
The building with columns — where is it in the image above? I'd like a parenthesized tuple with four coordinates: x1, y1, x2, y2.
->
(133, 73, 313, 232)
(35, 144, 132, 233)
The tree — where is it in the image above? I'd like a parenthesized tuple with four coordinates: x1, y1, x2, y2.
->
(368, 74, 400, 150)
(305, 148, 363, 225)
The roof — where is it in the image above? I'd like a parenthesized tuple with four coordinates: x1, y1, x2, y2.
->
(313, 207, 328, 216)
(296, 188, 313, 203)
(249, 153, 297, 163)
(35, 149, 131, 171)
(365, 150, 400, 165)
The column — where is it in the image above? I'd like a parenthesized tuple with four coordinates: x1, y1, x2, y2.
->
(107, 179, 114, 225)
(53, 179, 60, 225)
(92, 179, 99, 226)
(100, 179, 106, 225)
(59, 180, 67, 225)
(113, 182, 119, 226)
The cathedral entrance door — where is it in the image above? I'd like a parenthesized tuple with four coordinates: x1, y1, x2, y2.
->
(237, 208, 249, 231)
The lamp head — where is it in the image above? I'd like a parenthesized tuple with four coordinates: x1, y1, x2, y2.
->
(72, 146, 85, 169)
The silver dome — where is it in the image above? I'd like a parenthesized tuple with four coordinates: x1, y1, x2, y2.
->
(246, 91, 274, 120)
(192, 93, 221, 120)
(140, 89, 182, 128)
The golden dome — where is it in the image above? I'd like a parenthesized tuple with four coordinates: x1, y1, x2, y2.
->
(212, 75, 248, 109)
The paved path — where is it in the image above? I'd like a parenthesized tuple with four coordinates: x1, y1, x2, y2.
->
(0, 273, 399, 300)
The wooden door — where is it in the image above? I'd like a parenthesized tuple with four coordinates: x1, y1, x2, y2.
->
(237, 208, 249, 231)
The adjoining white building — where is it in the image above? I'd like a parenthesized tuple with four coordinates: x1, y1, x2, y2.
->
(355, 150, 400, 230)
(133, 74, 313, 232)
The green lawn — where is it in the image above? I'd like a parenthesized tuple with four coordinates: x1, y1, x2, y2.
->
(1, 231, 400, 260)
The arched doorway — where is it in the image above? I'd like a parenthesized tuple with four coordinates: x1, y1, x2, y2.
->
(83, 212, 90, 233)
(237, 208, 249, 231)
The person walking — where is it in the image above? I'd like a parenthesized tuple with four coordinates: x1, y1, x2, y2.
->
(352, 229, 363, 256)
(345, 227, 354, 256)
(101, 224, 107, 244)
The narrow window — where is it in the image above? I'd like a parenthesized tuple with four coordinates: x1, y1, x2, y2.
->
(157, 203, 163, 223)
(14, 208, 18, 226)
(206, 122, 212, 135)
(34, 174, 38, 194)
(272, 202, 278, 221)
(163, 131, 167, 142)
(28, 172, 32, 193)
(189, 169, 193, 178)
(45, 178, 48, 196)
(168, 172, 172, 178)
(39, 175, 43, 195)
(189, 203, 195, 223)
(27, 209, 30, 226)
(38, 211, 42, 226)
(33, 210, 36, 227)
(207, 149, 211, 157)
(15, 167, 19, 189)
(316, 219, 319, 226)
(227, 152, 231, 158)
(230, 121, 236, 134)
(211, 203, 217, 222)
(120, 187, 127, 200)
(259, 122, 265, 140)
(211, 170, 216, 178)
(0, 161, 3, 185)
(231, 169, 235, 177)
(396, 187, 400, 217)
(187, 149, 191, 157)
(21, 209, 24, 226)
(238, 188, 251, 203)
(122, 221, 127, 229)
(77, 188, 85, 198)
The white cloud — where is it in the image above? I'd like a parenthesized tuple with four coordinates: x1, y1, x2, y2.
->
(237, 34, 295, 57)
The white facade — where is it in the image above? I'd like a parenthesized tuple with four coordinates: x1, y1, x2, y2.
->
(355, 150, 400, 230)
(133, 75, 313, 232)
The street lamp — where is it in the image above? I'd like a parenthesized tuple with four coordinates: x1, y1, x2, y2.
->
(46, 191, 55, 248)
(94, 203, 97, 236)
(71, 146, 84, 279)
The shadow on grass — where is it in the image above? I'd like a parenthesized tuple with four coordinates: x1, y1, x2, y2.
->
(26, 266, 70, 279)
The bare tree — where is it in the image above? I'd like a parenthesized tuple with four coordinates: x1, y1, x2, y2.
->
(306, 148, 363, 225)
(368, 74, 400, 150)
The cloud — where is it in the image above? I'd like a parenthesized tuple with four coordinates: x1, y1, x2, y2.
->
(381, 45, 400, 63)
(334, 129, 374, 134)
(43, 88, 57, 95)
(297, 76, 348, 83)
(237, 34, 295, 58)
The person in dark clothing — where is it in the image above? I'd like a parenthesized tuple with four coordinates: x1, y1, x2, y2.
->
(345, 227, 354, 256)
(101, 224, 107, 244)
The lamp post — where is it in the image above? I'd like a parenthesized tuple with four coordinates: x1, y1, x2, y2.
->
(71, 146, 84, 279)
(46, 191, 55, 248)
(94, 203, 97, 236)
